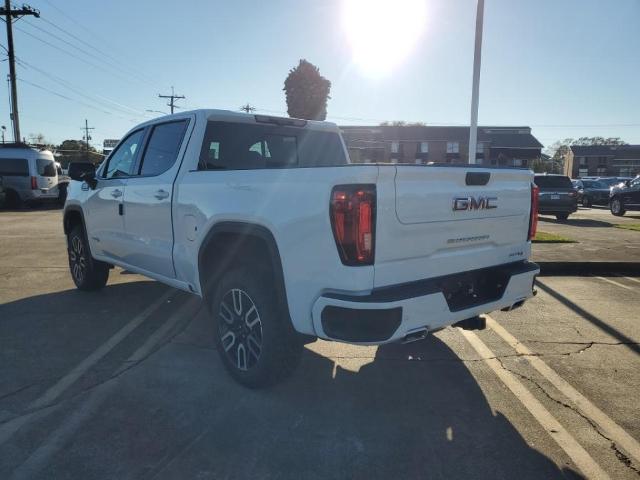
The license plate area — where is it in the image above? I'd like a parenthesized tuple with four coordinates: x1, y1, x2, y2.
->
(550, 194, 560, 200)
(439, 267, 510, 312)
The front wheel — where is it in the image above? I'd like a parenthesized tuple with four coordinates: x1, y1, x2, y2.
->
(610, 197, 625, 216)
(209, 265, 302, 388)
(556, 213, 569, 221)
(67, 225, 109, 291)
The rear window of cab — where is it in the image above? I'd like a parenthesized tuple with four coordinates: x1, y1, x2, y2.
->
(199, 122, 347, 170)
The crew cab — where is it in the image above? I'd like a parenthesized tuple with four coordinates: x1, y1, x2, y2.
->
(63, 110, 540, 387)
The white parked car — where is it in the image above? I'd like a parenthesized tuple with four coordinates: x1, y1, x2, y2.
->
(63, 109, 540, 387)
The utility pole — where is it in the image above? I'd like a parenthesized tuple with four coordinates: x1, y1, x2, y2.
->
(239, 103, 256, 113)
(81, 119, 94, 161)
(158, 86, 184, 114)
(467, 0, 484, 164)
(0, 2, 40, 143)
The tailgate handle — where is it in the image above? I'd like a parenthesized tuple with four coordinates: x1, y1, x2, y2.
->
(466, 172, 490, 186)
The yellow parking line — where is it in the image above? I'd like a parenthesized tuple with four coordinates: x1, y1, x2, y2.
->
(461, 328, 610, 479)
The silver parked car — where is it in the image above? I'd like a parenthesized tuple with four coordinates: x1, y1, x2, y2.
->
(0, 143, 59, 208)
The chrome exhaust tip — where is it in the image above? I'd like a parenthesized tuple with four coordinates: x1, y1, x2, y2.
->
(402, 328, 428, 344)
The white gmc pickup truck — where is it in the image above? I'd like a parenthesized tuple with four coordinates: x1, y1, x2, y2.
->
(63, 109, 540, 387)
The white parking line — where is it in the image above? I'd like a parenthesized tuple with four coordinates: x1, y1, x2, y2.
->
(594, 276, 636, 291)
(486, 315, 640, 466)
(8, 298, 202, 480)
(461, 329, 610, 479)
(620, 276, 640, 285)
(0, 289, 174, 446)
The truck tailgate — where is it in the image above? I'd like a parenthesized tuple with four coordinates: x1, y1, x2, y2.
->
(374, 165, 533, 288)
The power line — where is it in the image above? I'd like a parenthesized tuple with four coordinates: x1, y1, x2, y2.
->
(37, 17, 159, 87)
(18, 77, 122, 115)
(12, 24, 153, 89)
(16, 56, 149, 118)
(38, 0, 166, 90)
(21, 18, 159, 89)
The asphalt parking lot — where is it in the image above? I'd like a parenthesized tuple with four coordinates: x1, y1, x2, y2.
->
(1, 208, 639, 479)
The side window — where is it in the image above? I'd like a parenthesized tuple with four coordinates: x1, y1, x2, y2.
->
(0, 158, 29, 176)
(103, 130, 144, 179)
(36, 158, 56, 177)
(138, 120, 189, 176)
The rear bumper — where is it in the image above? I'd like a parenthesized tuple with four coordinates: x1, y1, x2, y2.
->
(312, 261, 539, 344)
(538, 204, 577, 214)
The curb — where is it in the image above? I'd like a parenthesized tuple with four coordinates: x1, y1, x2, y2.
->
(537, 262, 640, 276)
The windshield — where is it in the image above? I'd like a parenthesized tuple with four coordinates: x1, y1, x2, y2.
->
(534, 176, 573, 188)
(582, 180, 607, 189)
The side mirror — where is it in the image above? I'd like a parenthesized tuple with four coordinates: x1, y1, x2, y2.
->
(80, 170, 98, 190)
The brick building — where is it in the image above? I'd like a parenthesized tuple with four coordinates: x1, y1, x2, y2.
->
(340, 125, 543, 167)
(564, 144, 640, 178)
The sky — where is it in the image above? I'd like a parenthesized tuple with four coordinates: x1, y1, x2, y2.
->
(4, 0, 639, 150)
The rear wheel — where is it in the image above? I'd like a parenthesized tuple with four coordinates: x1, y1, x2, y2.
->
(610, 197, 625, 216)
(556, 213, 569, 221)
(67, 225, 109, 291)
(209, 265, 302, 388)
(581, 196, 591, 208)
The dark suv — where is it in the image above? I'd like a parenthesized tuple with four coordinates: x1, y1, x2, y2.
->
(534, 174, 578, 220)
(610, 175, 640, 216)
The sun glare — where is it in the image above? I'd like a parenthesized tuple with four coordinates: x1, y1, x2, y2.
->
(342, 0, 427, 77)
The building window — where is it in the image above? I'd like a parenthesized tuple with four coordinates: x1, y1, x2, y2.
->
(419, 142, 429, 153)
(513, 158, 523, 167)
(476, 142, 485, 153)
(390, 141, 399, 154)
(390, 158, 398, 164)
(597, 167, 607, 176)
(446, 142, 459, 154)
(579, 157, 587, 166)
(578, 168, 588, 177)
(415, 158, 423, 165)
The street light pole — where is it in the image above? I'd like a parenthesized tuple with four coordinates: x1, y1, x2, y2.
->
(468, 0, 485, 164)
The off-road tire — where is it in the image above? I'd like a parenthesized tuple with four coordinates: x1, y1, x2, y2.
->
(67, 225, 109, 291)
(208, 265, 302, 388)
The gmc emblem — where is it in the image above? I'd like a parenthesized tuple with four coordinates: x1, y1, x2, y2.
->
(452, 196, 498, 211)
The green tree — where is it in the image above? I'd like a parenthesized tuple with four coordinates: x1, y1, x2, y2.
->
(545, 136, 628, 174)
(55, 139, 101, 167)
(283, 59, 331, 120)
(379, 121, 426, 126)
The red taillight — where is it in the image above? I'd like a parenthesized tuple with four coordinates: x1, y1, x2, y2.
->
(330, 185, 376, 265)
(528, 184, 539, 240)
(568, 190, 577, 197)
(30, 176, 38, 190)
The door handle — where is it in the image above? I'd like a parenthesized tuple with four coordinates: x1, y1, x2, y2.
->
(154, 189, 170, 200)
(111, 189, 123, 198)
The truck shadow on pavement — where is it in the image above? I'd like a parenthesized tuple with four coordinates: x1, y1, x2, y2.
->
(104, 311, 583, 480)
(0, 284, 583, 480)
